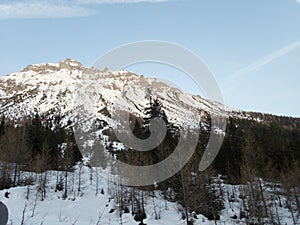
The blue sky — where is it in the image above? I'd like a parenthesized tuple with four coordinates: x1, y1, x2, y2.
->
(0, 0, 300, 117)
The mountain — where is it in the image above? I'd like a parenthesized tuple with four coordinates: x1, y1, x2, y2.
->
(1, 58, 299, 176)
(0, 58, 263, 178)
(0, 59, 300, 225)
(0, 58, 249, 123)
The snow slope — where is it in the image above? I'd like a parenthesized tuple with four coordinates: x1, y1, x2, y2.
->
(0, 167, 298, 225)
(0, 59, 249, 125)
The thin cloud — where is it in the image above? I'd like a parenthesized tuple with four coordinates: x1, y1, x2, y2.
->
(0, 1, 93, 19)
(235, 40, 300, 74)
(0, 0, 171, 19)
(297, 0, 300, 4)
(76, 0, 168, 4)
(224, 40, 300, 90)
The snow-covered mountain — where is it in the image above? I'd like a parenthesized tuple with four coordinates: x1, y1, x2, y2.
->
(1, 59, 299, 225)
(0, 58, 248, 124)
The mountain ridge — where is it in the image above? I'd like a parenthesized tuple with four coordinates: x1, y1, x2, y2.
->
(0, 59, 264, 124)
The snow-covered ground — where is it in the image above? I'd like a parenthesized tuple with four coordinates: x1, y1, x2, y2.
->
(1, 166, 298, 225)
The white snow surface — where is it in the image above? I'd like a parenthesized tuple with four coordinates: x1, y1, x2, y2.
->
(0, 167, 298, 225)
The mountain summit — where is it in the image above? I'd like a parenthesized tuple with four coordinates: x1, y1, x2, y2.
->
(0, 59, 246, 124)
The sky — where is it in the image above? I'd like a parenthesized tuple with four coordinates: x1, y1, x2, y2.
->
(0, 0, 300, 117)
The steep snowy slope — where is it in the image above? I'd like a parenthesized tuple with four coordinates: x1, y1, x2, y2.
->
(0, 59, 247, 125)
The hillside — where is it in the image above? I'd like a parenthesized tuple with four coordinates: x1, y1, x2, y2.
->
(0, 59, 299, 225)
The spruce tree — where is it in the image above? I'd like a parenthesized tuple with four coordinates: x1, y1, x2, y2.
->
(144, 97, 168, 126)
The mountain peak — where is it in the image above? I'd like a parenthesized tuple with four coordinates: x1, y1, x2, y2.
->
(20, 58, 86, 74)
(59, 58, 84, 69)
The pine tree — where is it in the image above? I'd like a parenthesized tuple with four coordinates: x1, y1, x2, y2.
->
(0, 116, 5, 137)
(144, 97, 168, 126)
